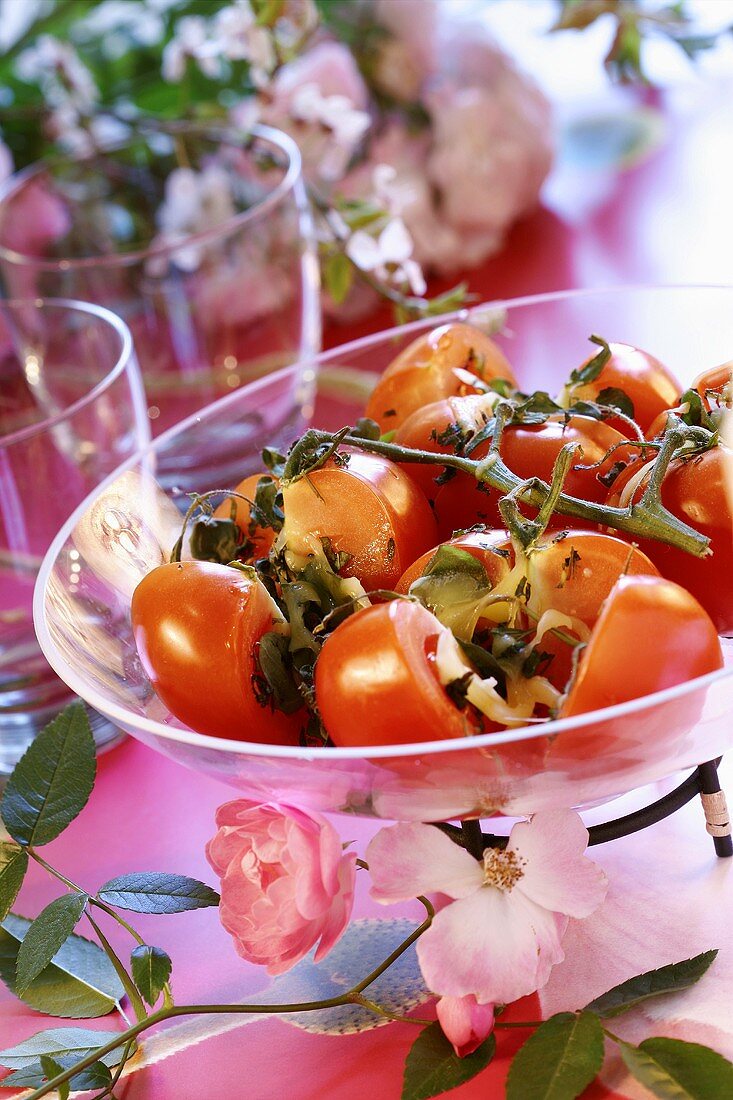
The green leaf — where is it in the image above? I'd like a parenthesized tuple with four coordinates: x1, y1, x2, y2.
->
(0, 914, 124, 1018)
(0, 703, 96, 847)
(97, 873, 220, 914)
(0, 1026, 127, 1069)
(402, 1021, 495, 1100)
(570, 334, 612, 386)
(0, 843, 28, 921)
(257, 632, 303, 715)
(323, 250, 353, 305)
(16, 893, 89, 993)
(618, 1037, 733, 1099)
(506, 1011, 604, 1100)
(39, 1055, 69, 1100)
(131, 945, 172, 1006)
(6, 1054, 112, 1094)
(585, 951, 718, 1018)
(596, 386, 635, 420)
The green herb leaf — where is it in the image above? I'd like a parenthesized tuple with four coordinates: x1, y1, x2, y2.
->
(618, 1037, 733, 1099)
(0, 703, 96, 847)
(402, 1021, 495, 1100)
(252, 475, 284, 534)
(16, 892, 88, 993)
(324, 250, 353, 305)
(569, 335, 612, 386)
(189, 515, 245, 564)
(131, 944, 172, 1006)
(39, 1055, 69, 1100)
(596, 386, 635, 420)
(0, 914, 124, 1018)
(0, 843, 28, 921)
(0, 1026, 128, 1069)
(506, 1011, 604, 1100)
(257, 632, 303, 715)
(457, 639, 507, 696)
(97, 873, 220, 914)
(585, 951, 718, 1018)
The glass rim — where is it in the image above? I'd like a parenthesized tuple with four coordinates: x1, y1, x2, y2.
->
(0, 122, 304, 271)
(0, 296, 135, 448)
(32, 284, 733, 763)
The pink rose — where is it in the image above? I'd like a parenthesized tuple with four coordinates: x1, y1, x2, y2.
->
(436, 994, 495, 1058)
(206, 799, 357, 976)
(268, 40, 369, 112)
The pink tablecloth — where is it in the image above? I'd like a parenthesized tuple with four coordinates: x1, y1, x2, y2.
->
(3, 70, 733, 1100)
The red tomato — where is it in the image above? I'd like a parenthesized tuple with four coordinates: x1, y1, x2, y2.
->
(396, 529, 512, 594)
(131, 561, 301, 743)
(365, 322, 517, 431)
(692, 362, 732, 409)
(280, 450, 437, 592)
(606, 445, 733, 633)
(560, 575, 722, 717)
(434, 416, 631, 539)
(526, 531, 659, 626)
(563, 342, 680, 434)
(393, 393, 498, 500)
(213, 472, 278, 560)
(315, 601, 490, 746)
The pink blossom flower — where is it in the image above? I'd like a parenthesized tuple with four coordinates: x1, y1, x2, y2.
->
(367, 810, 607, 1005)
(206, 799, 357, 976)
(436, 995, 495, 1058)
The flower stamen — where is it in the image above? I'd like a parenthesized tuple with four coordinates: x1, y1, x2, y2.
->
(482, 847, 526, 892)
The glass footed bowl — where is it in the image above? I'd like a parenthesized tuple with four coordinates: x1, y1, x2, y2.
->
(34, 287, 733, 822)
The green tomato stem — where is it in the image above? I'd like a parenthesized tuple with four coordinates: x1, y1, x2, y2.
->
(301, 427, 710, 558)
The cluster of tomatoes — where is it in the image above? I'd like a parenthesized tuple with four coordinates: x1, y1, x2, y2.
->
(131, 322, 730, 750)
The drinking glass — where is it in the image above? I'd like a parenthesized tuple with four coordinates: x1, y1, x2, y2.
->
(0, 123, 320, 486)
(0, 298, 148, 772)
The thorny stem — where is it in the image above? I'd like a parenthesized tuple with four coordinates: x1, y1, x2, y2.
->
(300, 427, 711, 557)
(24, 898, 436, 1100)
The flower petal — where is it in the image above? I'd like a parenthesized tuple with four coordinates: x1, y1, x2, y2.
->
(509, 810, 608, 918)
(417, 888, 567, 1004)
(367, 823, 484, 903)
(436, 995, 495, 1058)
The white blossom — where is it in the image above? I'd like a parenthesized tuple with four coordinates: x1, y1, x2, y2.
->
(346, 217, 426, 297)
(17, 35, 98, 114)
(162, 15, 221, 82)
(213, 1, 276, 87)
(0, 138, 13, 183)
(149, 164, 236, 273)
(290, 82, 369, 150)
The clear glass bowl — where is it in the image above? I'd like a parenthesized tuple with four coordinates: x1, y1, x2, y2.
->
(34, 288, 733, 821)
(0, 123, 321, 485)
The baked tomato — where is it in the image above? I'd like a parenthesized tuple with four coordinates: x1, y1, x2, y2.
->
(561, 341, 680, 434)
(525, 531, 659, 626)
(396, 529, 512, 594)
(606, 445, 733, 633)
(434, 415, 631, 539)
(365, 322, 517, 431)
(280, 450, 437, 592)
(131, 561, 300, 744)
(213, 472, 279, 561)
(560, 575, 722, 717)
(315, 600, 490, 747)
(393, 392, 498, 500)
